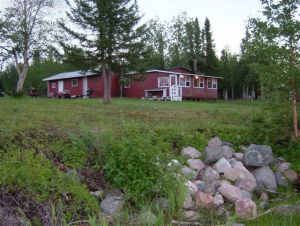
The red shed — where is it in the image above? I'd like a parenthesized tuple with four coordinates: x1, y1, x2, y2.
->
(43, 70, 120, 98)
(124, 67, 221, 101)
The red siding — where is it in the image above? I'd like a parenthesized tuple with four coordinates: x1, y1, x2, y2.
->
(124, 72, 218, 100)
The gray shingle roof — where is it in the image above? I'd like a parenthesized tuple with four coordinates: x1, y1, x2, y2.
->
(43, 70, 97, 81)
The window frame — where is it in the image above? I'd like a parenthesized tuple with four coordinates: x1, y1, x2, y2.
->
(179, 75, 191, 87)
(158, 77, 169, 87)
(207, 78, 218, 89)
(52, 82, 56, 89)
(72, 79, 78, 87)
(194, 77, 204, 88)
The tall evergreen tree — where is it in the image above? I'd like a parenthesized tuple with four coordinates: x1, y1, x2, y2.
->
(60, 0, 147, 104)
(201, 18, 219, 75)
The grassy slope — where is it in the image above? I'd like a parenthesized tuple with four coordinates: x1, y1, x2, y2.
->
(1, 97, 299, 225)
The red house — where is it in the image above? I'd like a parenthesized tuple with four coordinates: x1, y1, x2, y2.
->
(43, 67, 221, 100)
(124, 68, 220, 101)
(43, 70, 120, 98)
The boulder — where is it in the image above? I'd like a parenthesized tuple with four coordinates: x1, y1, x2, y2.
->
(235, 199, 257, 219)
(259, 202, 269, 210)
(90, 190, 104, 199)
(195, 191, 214, 208)
(275, 172, 289, 187)
(204, 145, 233, 164)
(243, 144, 273, 167)
(283, 170, 298, 183)
(183, 193, 195, 209)
(213, 193, 224, 207)
(208, 137, 223, 147)
(213, 157, 232, 173)
(0, 207, 24, 226)
(194, 180, 206, 192)
(260, 192, 268, 202)
(252, 166, 277, 191)
(218, 184, 243, 203)
(233, 152, 244, 161)
(183, 211, 200, 222)
(100, 195, 124, 216)
(181, 166, 197, 179)
(241, 190, 252, 200)
(224, 167, 256, 191)
(204, 180, 221, 195)
(185, 181, 198, 196)
(277, 162, 291, 172)
(187, 159, 206, 171)
(181, 147, 201, 159)
(203, 166, 220, 182)
(235, 178, 257, 192)
(274, 204, 300, 215)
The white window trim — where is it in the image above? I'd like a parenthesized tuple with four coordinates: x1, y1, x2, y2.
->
(158, 77, 169, 87)
(124, 84, 130, 89)
(194, 77, 204, 89)
(179, 75, 191, 87)
(72, 79, 78, 87)
(52, 82, 56, 89)
(207, 78, 218, 89)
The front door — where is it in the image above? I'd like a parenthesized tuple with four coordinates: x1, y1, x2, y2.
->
(58, 81, 64, 93)
(169, 74, 182, 101)
(83, 77, 88, 97)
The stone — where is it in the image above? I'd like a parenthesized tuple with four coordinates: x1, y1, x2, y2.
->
(283, 170, 298, 183)
(194, 180, 206, 192)
(154, 198, 169, 211)
(213, 157, 232, 173)
(222, 141, 235, 148)
(228, 158, 238, 167)
(208, 137, 223, 147)
(275, 172, 289, 187)
(214, 193, 224, 207)
(259, 202, 269, 210)
(203, 166, 220, 182)
(218, 184, 243, 203)
(241, 190, 252, 200)
(195, 191, 214, 208)
(204, 145, 233, 164)
(181, 147, 201, 159)
(243, 144, 273, 167)
(183, 211, 200, 222)
(90, 190, 104, 198)
(260, 192, 268, 202)
(233, 152, 244, 161)
(235, 199, 257, 219)
(277, 162, 291, 172)
(0, 207, 24, 226)
(185, 181, 198, 196)
(181, 166, 197, 179)
(100, 195, 124, 216)
(235, 178, 257, 192)
(167, 159, 181, 169)
(252, 166, 277, 191)
(183, 193, 195, 209)
(204, 180, 221, 195)
(187, 159, 206, 171)
(273, 205, 297, 215)
(139, 211, 157, 225)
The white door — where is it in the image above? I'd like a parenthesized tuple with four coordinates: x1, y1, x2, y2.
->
(83, 77, 88, 96)
(169, 74, 182, 101)
(58, 81, 64, 92)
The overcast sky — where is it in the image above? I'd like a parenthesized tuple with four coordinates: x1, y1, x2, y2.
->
(1, 0, 263, 55)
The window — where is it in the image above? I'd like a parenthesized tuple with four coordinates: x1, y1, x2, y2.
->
(179, 75, 191, 87)
(158, 77, 169, 87)
(124, 84, 130, 88)
(194, 77, 204, 88)
(72, 79, 78, 87)
(52, 83, 56, 89)
(207, 78, 217, 89)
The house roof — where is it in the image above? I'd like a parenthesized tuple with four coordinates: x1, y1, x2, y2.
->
(146, 70, 222, 79)
(43, 70, 97, 81)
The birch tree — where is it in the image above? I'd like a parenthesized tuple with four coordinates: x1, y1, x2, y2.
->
(0, 0, 54, 93)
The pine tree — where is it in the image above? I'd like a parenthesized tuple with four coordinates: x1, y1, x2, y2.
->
(60, 0, 147, 104)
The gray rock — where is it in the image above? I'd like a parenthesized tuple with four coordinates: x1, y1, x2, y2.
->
(273, 204, 300, 215)
(203, 166, 220, 182)
(204, 145, 233, 164)
(183, 193, 195, 209)
(218, 184, 243, 203)
(138, 211, 157, 225)
(208, 137, 223, 147)
(233, 152, 244, 161)
(241, 190, 252, 200)
(243, 144, 273, 167)
(204, 180, 222, 195)
(181, 166, 197, 179)
(252, 166, 277, 191)
(0, 207, 24, 226)
(277, 162, 291, 172)
(185, 181, 198, 196)
(222, 141, 235, 148)
(283, 170, 298, 183)
(259, 202, 269, 210)
(181, 147, 201, 159)
(235, 178, 257, 192)
(235, 198, 257, 219)
(213, 157, 232, 173)
(260, 192, 268, 202)
(100, 195, 124, 216)
(187, 159, 206, 171)
(214, 193, 224, 207)
(194, 180, 206, 192)
(275, 172, 289, 187)
(224, 167, 257, 192)
(90, 190, 104, 199)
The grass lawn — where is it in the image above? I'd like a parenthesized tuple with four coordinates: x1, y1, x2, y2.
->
(0, 97, 299, 225)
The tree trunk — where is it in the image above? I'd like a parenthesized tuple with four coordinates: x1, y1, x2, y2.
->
(223, 89, 228, 101)
(231, 86, 234, 100)
(102, 63, 111, 104)
(193, 58, 197, 73)
(292, 86, 299, 138)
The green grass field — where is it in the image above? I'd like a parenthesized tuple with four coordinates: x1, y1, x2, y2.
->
(0, 97, 299, 225)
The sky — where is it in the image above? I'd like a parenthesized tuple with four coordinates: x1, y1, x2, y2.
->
(0, 0, 263, 55)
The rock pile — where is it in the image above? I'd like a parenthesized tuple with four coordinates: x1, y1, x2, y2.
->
(178, 137, 298, 221)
